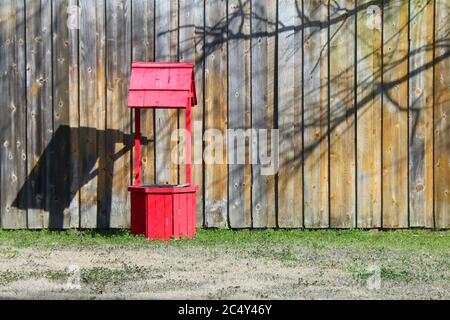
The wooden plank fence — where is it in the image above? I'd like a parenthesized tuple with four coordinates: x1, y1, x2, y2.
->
(0, 0, 448, 229)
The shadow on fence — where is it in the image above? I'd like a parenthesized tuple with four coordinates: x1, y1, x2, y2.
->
(12, 125, 145, 229)
(3, 0, 449, 228)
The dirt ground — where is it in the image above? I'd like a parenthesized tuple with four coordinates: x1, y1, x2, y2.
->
(0, 231, 449, 300)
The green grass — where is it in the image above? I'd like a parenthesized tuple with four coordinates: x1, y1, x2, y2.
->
(0, 269, 68, 286)
(0, 228, 448, 251)
(350, 267, 413, 282)
(80, 265, 150, 294)
(0, 263, 153, 291)
(0, 229, 448, 298)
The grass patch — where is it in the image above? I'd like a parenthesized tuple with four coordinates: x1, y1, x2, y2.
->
(0, 270, 69, 286)
(0, 229, 147, 248)
(0, 265, 151, 292)
(0, 228, 448, 252)
(380, 268, 412, 281)
(81, 265, 149, 294)
(0, 229, 448, 299)
(351, 267, 413, 283)
(0, 271, 24, 285)
(0, 248, 19, 257)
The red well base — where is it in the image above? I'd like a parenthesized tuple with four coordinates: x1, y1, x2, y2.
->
(128, 185, 198, 240)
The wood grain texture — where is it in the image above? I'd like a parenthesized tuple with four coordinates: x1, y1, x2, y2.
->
(251, 0, 277, 228)
(155, 0, 179, 186)
(382, 0, 408, 228)
(277, 0, 302, 228)
(0, 0, 448, 230)
(356, 0, 382, 228)
(329, 0, 356, 228)
(26, 0, 53, 229)
(409, 0, 434, 227)
(205, 0, 228, 227)
(68, 0, 80, 228)
(179, 0, 204, 227)
(106, 0, 131, 228)
(0, 0, 27, 228)
(434, 0, 450, 228)
(79, 0, 106, 228)
(303, 0, 329, 228)
(132, 0, 154, 187)
(51, 0, 79, 228)
(228, 0, 251, 228)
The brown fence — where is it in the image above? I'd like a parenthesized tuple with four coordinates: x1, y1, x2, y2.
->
(0, 0, 448, 229)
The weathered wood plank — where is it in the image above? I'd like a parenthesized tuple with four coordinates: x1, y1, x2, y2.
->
(132, 0, 154, 187)
(356, 0, 382, 228)
(277, 0, 302, 228)
(434, 0, 450, 228)
(329, 0, 356, 228)
(106, 0, 131, 228)
(171, 0, 181, 186)
(251, 0, 277, 228)
(51, 0, 80, 228)
(0, 0, 27, 229)
(1, 0, 449, 231)
(303, 0, 329, 228)
(26, 0, 53, 229)
(382, 0, 409, 228)
(204, 0, 228, 227)
(408, 0, 434, 227)
(227, 0, 251, 228)
(179, 0, 205, 227)
(155, 0, 179, 186)
(79, 0, 106, 228)
(67, 0, 80, 228)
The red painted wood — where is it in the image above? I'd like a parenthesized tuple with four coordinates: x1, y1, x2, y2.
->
(130, 68, 192, 90)
(131, 193, 145, 235)
(133, 189, 197, 240)
(128, 185, 198, 194)
(191, 193, 196, 237)
(147, 195, 157, 239)
(129, 90, 192, 108)
(128, 62, 199, 240)
(173, 194, 180, 239)
(179, 193, 187, 237)
(187, 193, 193, 237)
(155, 195, 165, 239)
(132, 62, 194, 69)
(134, 109, 141, 185)
(164, 195, 173, 240)
(128, 62, 197, 108)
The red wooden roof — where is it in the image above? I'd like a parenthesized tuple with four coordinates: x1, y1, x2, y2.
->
(128, 62, 197, 108)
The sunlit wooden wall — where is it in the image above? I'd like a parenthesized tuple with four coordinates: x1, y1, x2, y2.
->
(0, 0, 448, 229)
